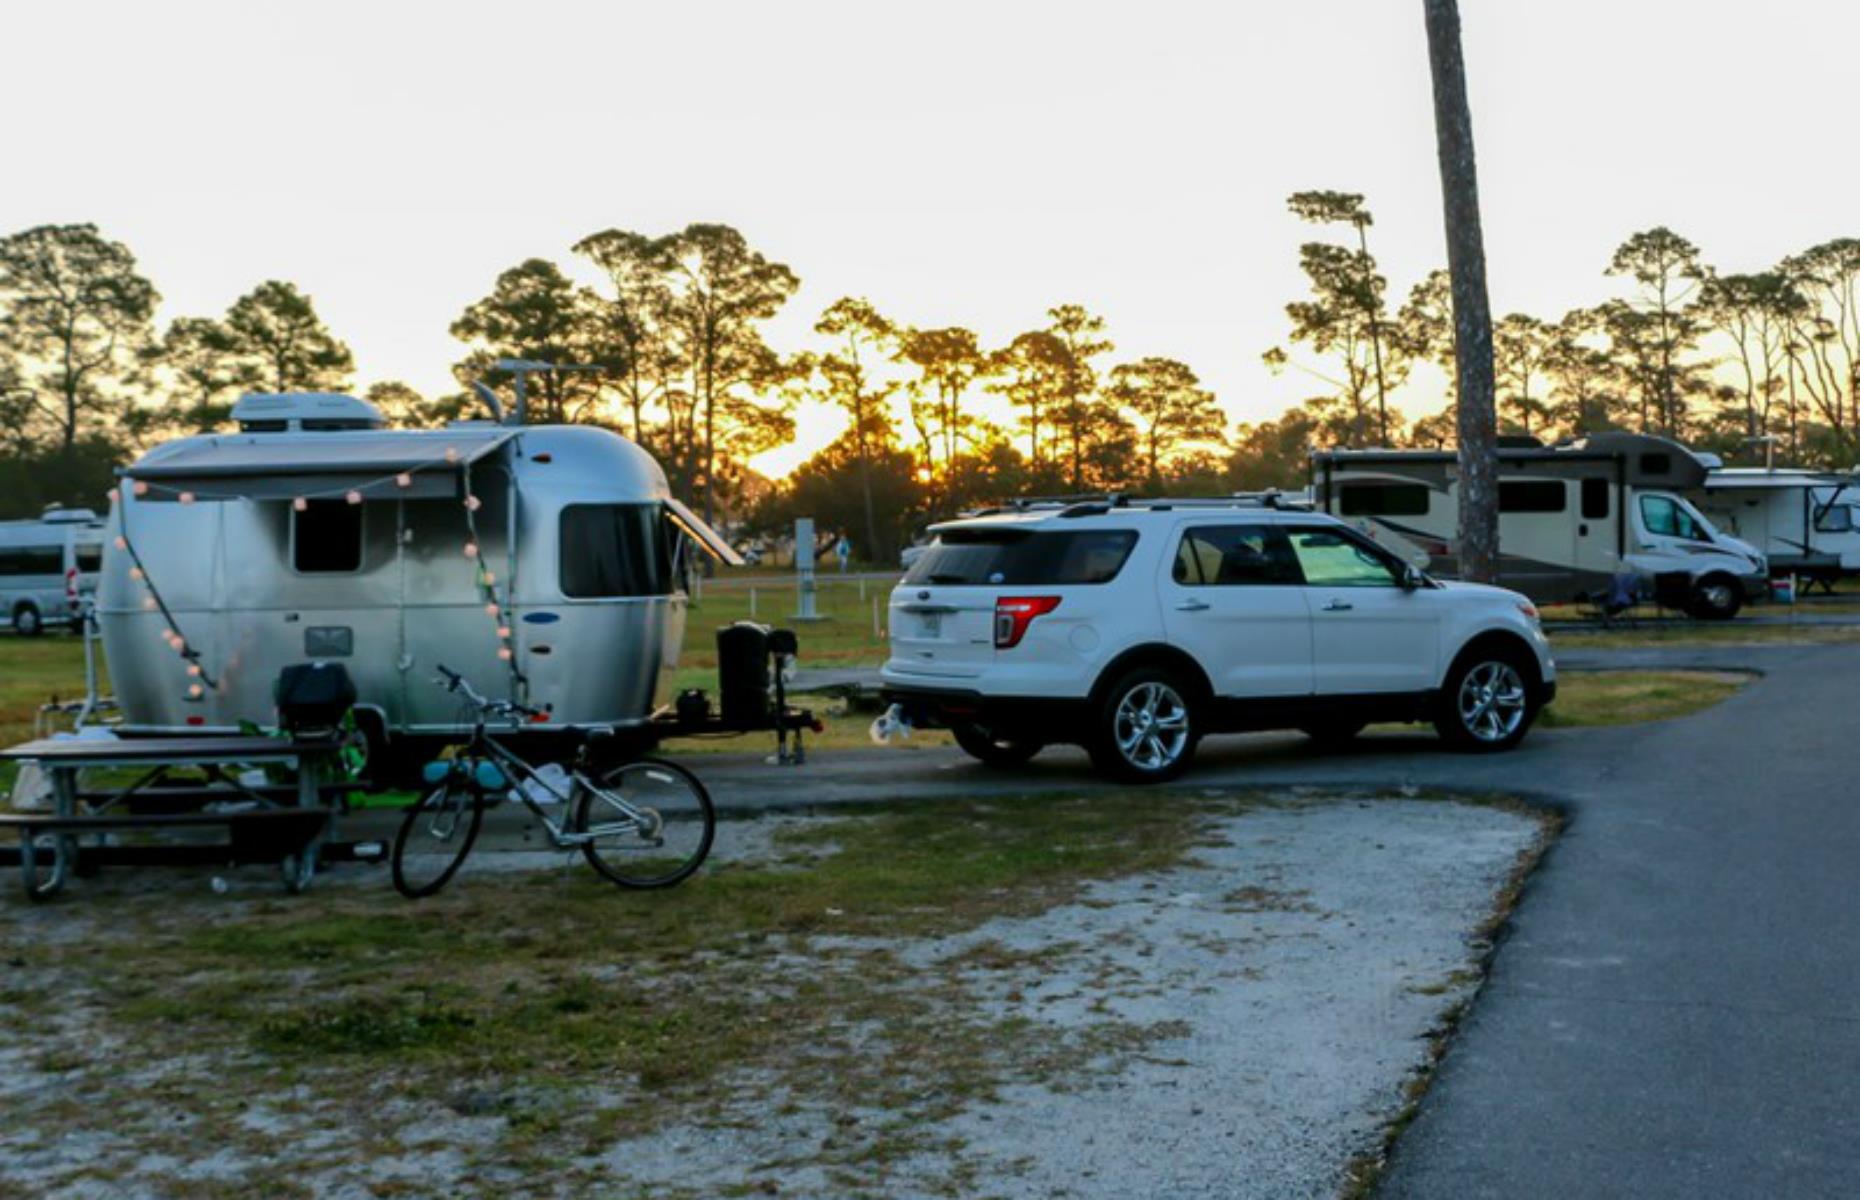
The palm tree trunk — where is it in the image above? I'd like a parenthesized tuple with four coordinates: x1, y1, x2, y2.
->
(1424, 0, 1499, 584)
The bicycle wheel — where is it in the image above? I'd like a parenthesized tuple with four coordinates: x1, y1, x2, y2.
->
(391, 783, 484, 898)
(574, 757, 715, 889)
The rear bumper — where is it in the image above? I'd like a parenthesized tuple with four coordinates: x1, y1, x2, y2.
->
(880, 684, 1089, 740)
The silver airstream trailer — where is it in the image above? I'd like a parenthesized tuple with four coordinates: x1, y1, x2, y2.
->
(98, 392, 740, 777)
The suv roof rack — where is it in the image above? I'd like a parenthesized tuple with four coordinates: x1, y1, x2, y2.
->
(957, 490, 1312, 519)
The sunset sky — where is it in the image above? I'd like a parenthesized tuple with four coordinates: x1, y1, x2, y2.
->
(4, 1, 1856, 475)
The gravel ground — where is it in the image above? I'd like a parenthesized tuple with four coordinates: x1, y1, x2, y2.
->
(601, 798, 1543, 1199)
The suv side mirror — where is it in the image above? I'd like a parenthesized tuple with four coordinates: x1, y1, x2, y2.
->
(1400, 565, 1426, 591)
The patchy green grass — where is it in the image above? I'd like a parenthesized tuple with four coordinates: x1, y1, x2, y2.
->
(1549, 620, 1860, 650)
(2, 792, 1209, 1194)
(1543, 669, 1751, 728)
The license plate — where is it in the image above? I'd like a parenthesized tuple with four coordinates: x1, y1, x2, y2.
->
(921, 612, 942, 638)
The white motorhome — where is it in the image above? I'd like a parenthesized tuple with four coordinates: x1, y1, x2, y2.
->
(1312, 432, 1768, 618)
(1692, 469, 1860, 588)
(0, 507, 108, 635)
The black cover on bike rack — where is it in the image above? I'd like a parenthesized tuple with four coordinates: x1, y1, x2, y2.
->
(274, 661, 357, 732)
(717, 622, 772, 727)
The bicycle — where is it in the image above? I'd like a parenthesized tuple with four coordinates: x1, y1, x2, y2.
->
(391, 665, 716, 899)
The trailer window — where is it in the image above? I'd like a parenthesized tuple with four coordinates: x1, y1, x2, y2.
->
(560, 504, 672, 597)
(1499, 480, 1566, 513)
(293, 501, 364, 572)
(1337, 483, 1429, 517)
(1816, 504, 1855, 534)
(1581, 478, 1610, 520)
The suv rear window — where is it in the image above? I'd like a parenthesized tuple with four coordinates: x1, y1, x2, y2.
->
(903, 528, 1138, 586)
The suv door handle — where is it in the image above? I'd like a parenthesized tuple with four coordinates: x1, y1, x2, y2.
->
(1321, 599, 1354, 612)
(1174, 598, 1210, 612)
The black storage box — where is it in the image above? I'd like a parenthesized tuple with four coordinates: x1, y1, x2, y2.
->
(716, 622, 771, 727)
(274, 661, 357, 732)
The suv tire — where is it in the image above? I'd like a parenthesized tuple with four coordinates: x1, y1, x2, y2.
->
(1435, 646, 1537, 753)
(12, 604, 43, 637)
(1088, 666, 1198, 783)
(1686, 573, 1743, 621)
(950, 722, 1044, 768)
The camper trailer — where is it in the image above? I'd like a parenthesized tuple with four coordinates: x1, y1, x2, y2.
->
(1692, 469, 1860, 588)
(0, 507, 107, 635)
(97, 392, 740, 776)
(1312, 432, 1768, 617)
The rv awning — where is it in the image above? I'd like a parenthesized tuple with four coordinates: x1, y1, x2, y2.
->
(665, 497, 745, 566)
(122, 429, 517, 502)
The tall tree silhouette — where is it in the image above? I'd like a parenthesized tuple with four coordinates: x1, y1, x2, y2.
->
(1424, 0, 1498, 583)
(225, 280, 355, 394)
(1288, 192, 1396, 443)
(806, 297, 899, 558)
(1107, 357, 1222, 488)
(450, 260, 601, 424)
(0, 223, 158, 453)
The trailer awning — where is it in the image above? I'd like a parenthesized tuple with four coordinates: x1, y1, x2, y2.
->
(665, 496, 746, 566)
(121, 429, 516, 502)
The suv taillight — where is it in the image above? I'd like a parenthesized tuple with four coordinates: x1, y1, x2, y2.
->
(994, 596, 1061, 648)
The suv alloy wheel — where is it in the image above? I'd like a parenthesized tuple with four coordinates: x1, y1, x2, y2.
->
(1435, 649, 1537, 752)
(1089, 666, 1197, 783)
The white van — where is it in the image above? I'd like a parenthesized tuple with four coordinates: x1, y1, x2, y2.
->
(0, 508, 108, 635)
(1313, 433, 1768, 618)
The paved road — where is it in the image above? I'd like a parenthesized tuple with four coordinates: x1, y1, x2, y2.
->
(697, 642, 1860, 1196)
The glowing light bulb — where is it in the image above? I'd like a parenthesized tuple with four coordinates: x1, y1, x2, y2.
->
(129, 566, 143, 581)
(485, 602, 499, 617)
(132, 480, 149, 496)
(186, 664, 201, 677)
(187, 683, 204, 699)
(463, 495, 482, 512)
(107, 488, 120, 504)
(142, 597, 158, 611)
(463, 542, 478, 558)
(178, 491, 196, 504)
(293, 497, 308, 512)
(497, 647, 513, 661)
(496, 626, 511, 639)
(159, 628, 175, 642)
(114, 536, 128, 551)
(481, 571, 495, 585)
(345, 490, 363, 505)
(395, 473, 412, 488)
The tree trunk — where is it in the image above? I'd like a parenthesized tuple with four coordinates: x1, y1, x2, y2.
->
(1424, 0, 1499, 584)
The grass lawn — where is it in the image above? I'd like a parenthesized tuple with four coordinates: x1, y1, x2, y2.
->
(1542, 669, 1751, 728)
(1548, 622, 1860, 649)
(0, 791, 1213, 1195)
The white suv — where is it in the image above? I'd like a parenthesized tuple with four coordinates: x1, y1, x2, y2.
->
(881, 498, 1557, 782)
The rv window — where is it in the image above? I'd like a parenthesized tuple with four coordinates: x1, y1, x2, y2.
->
(75, 544, 103, 573)
(1174, 526, 1299, 587)
(1499, 480, 1566, 514)
(293, 501, 364, 573)
(1816, 505, 1855, 534)
(1337, 483, 1429, 517)
(560, 504, 672, 598)
(0, 546, 65, 577)
(1581, 478, 1610, 520)
(1639, 453, 1672, 475)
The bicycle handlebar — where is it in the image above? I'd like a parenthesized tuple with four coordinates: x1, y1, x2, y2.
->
(432, 663, 551, 722)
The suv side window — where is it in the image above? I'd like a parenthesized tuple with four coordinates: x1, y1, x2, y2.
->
(1173, 525, 1300, 586)
(1286, 527, 1403, 588)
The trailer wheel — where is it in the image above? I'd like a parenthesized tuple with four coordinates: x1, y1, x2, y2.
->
(12, 604, 43, 637)
(1687, 574, 1743, 621)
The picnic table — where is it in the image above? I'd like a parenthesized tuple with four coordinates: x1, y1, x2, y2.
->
(0, 735, 353, 901)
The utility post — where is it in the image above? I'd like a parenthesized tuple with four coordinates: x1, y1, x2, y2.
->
(793, 517, 821, 621)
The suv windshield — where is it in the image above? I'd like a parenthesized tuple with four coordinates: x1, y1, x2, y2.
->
(903, 528, 1138, 586)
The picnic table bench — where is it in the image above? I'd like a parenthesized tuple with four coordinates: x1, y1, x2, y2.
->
(0, 735, 354, 901)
